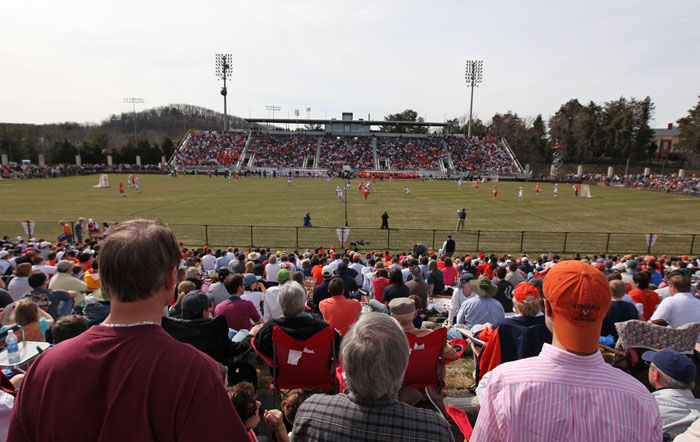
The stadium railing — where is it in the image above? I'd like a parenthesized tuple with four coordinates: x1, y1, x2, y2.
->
(2, 221, 697, 256)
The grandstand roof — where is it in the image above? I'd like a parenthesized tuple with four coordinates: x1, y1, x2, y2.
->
(244, 118, 448, 127)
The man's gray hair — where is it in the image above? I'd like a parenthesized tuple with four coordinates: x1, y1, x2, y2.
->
(652, 363, 695, 390)
(340, 312, 409, 400)
(278, 281, 306, 316)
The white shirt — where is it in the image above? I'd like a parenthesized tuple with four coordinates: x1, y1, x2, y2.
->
(349, 263, 365, 285)
(650, 292, 700, 343)
(262, 286, 283, 322)
(201, 254, 216, 272)
(241, 290, 265, 319)
(265, 263, 281, 282)
(652, 388, 700, 435)
(7, 277, 31, 301)
(449, 287, 474, 325)
(32, 265, 57, 277)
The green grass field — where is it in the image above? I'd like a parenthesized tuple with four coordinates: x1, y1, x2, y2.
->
(1, 174, 698, 255)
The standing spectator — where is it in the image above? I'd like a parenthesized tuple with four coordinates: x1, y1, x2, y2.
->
(456, 209, 466, 232)
(74, 217, 85, 244)
(6, 219, 249, 441)
(442, 235, 456, 257)
(471, 260, 661, 441)
(380, 211, 389, 230)
(57, 221, 73, 244)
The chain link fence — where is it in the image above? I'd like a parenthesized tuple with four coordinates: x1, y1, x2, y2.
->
(1, 220, 696, 256)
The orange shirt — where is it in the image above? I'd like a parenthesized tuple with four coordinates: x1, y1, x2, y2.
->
(62, 224, 72, 235)
(628, 288, 660, 321)
(319, 295, 361, 336)
(311, 265, 324, 287)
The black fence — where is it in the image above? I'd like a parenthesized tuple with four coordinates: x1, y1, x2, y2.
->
(2, 220, 697, 256)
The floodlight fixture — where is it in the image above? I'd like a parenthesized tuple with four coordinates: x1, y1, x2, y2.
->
(123, 97, 144, 144)
(465, 59, 484, 137)
(215, 53, 233, 131)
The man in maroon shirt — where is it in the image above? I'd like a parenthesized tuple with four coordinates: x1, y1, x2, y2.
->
(214, 273, 264, 332)
(7, 219, 248, 441)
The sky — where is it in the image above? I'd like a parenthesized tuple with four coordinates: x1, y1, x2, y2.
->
(2, 0, 698, 129)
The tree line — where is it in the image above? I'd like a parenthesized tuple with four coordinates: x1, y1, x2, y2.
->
(384, 95, 700, 167)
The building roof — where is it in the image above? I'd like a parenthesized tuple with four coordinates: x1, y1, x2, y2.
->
(653, 128, 680, 137)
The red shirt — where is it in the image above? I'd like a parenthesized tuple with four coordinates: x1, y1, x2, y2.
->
(628, 288, 660, 321)
(319, 295, 362, 336)
(441, 266, 457, 286)
(7, 325, 248, 441)
(372, 277, 390, 304)
(214, 297, 260, 330)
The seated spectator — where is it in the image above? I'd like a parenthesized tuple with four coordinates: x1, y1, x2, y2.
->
(427, 260, 445, 295)
(24, 271, 77, 320)
(242, 273, 266, 319)
(168, 280, 197, 318)
(472, 260, 661, 440)
(371, 268, 390, 304)
(319, 278, 361, 336)
(51, 314, 88, 344)
(405, 267, 429, 309)
(650, 273, 700, 344)
(48, 260, 88, 306)
(261, 270, 286, 322)
(493, 266, 514, 313)
(601, 279, 641, 341)
(264, 389, 309, 442)
(214, 274, 263, 337)
(447, 276, 504, 340)
(7, 263, 32, 301)
(229, 382, 263, 442)
(254, 281, 337, 361)
(643, 349, 700, 435)
(291, 312, 453, 441)
(448, 273, 475, 326)
(82, 261, 100, 294)
(1, 298, 53, 343)
(629, 271, 660, 320)
(441, 257, 457, 286)
(382, 269, 410, 304)
(209, 268, 231, 307)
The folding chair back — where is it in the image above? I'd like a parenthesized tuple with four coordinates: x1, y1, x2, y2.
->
(403, 327, 447, 389)
(615, 320, 700, 355)
(269, 326, 337, 391)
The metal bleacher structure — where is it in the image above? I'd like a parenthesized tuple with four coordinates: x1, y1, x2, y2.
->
(168, 113, 525, 179)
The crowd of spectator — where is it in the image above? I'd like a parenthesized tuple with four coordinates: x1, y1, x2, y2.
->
(375, 136, 447, 170)
(1, 219, 700, 440)
(570, 173, 700, 195)
(247, 134, 317, 168)
(317, 135, 374, 170)
(172, 130, 247, 167)
(170, 130, 522, 176)
(446, 135, 519, 175)
(0, 163, 162, 180)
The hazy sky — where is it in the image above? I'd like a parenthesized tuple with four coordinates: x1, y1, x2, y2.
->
(2, 0, 698, 128)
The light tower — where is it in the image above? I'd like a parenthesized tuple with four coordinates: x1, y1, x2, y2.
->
(215, 53, 233, 132)
(464, 60, 483, 137)
(123, 97, 144, 144)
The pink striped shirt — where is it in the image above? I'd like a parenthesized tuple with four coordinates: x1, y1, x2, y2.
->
(472, 344, 662, 442)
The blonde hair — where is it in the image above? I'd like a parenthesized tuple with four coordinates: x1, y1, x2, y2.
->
(512, 297, 542, 317)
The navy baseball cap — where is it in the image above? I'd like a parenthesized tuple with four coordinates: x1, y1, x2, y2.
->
(459, 273, 476, 284)
(642, 349, 696, 384)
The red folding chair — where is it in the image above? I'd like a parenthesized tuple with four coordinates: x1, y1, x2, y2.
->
(252, 326, 338, 407)
(403, 327, 449, 389)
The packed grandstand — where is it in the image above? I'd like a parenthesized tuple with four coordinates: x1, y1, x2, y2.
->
(170, 130, 522, 176)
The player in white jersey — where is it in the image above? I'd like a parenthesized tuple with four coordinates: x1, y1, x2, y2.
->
(518, 187, 523, 201)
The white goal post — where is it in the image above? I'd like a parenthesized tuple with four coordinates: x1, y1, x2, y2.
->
(93, 174, 110, 188)
(581, 184, 592, 198)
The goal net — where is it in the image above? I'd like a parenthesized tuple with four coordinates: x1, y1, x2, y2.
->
(93, 174, 110, 188)
(581, 184, 592, 198)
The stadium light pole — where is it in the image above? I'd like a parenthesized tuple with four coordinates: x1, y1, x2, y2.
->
(215, 53, 233, 132)
(123, 97, 144, 145)
(465, 60, 483, 137)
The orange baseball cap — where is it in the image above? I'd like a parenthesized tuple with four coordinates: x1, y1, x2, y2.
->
(542, 260, 611, 353)
(513, 282, 540, 302)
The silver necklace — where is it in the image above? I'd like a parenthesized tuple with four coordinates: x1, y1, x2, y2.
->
(99, 321, 156, 327)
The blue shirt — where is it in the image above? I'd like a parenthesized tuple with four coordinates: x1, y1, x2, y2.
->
(456, 295, 505, 329)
